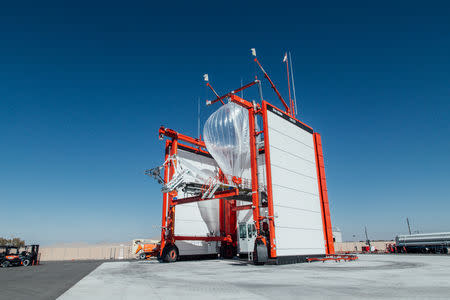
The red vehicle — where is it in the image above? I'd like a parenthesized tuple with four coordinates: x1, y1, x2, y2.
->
(1, 246, 23, 268)
(0, 245, 40, 268)
(135, 242, 159, 260)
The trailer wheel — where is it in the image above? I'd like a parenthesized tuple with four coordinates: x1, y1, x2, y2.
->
(1, 261, 10, 268)
(162, 245, 178, 263)
(139, 252, 147, 260)
(22, 258, 31, 266)
(443, 247, 449, 254)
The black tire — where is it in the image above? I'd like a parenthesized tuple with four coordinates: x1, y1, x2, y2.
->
(1, 261, 10, 268)
(253, 240, 268, 265)
(162, 245, 178, 263)
(139, 252, 147, 260)
(22, 258, 31, 266)
(443, 247, 449, 254)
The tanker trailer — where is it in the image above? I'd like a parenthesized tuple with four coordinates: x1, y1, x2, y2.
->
(395, 232, 450, 254)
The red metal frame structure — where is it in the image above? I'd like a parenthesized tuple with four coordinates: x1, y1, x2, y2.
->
(156, 54, 336, 263)
(158, 127, 237, 257)
(307, 254, 358, 263)
(313, 133, 335, 255)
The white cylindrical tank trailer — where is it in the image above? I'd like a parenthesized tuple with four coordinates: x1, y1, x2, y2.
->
(395, 232, 450, 253)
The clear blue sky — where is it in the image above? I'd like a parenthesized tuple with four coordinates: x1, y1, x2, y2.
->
(0, 1, 449, 245)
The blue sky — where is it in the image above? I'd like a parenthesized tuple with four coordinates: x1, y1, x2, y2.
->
(0, 1, 449, 244)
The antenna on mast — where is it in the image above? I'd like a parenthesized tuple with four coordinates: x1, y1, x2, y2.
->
(203, 74, 224, 105)
(197, 97, 201, 139)
(365, 226, 371, 247)
(240, 78, 243, 98)
(289, 51, 298, 116)
(406, 217, 412, 235)
(251, 48, 291, 114)
(283, 52, 294, 117)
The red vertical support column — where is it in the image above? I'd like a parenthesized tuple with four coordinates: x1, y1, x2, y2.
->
(166, 138, 178, 246)
(218, 170, 227, 238)
(227, 200, 237, 246)
(160, 140, 171, 255)
(261, 101, 277, 258)
(219, 198, 225, 235)
(248, 107, 260, 232)
(313, 133, 335, 255)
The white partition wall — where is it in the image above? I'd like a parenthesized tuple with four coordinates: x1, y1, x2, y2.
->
(174, 148, 220, 255)
(266, 106, 326, 256)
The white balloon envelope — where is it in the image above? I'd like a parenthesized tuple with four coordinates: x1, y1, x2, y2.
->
(203, 102, 251, 179)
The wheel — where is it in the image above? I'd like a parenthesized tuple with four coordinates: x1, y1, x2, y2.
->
(253, 239, 268, 265)
(1, 261, 11, 268)
(139, 252, 147, 260)
(22, 258, 31, 266)
(443, 247, 449, 254)
(162, 245, 178, 263)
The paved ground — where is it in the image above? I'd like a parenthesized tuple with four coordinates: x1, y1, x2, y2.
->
(0, 260, 102, 300)
(58, 254, 450, 299)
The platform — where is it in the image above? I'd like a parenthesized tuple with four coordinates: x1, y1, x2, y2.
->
(56, 254, 450, 299)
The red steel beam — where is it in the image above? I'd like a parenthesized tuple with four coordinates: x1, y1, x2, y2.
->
(159, 126, 205, 148)
(248, 104, 261, 233)
(159, 140, 171, 255)
(232, 204, 253, 211)
(261, 101, 277, 258)
(174, 236, 232, 242)
(229, 94, 253, 109)
(177, 142, 210, 157)
(171, 188, 239, 206)
(209, 80, 259, 106)
(254, 57, 290, 114)
(206, 82, 225, 105)
(313, 133, 335, 255)
(166, 138, 178, 246)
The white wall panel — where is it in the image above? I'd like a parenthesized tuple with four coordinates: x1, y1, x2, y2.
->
(275, 227, 325, 256)
(271, 165, 318, 196)
(173, 149, 220, 255)
(269, 146, 316, 180)
(272, 185, 321, 213)
(268, 128, 316, 164)
(267, 109, 326, 256)
(273, 205, 323, 230)
(174, 203, 210, 236)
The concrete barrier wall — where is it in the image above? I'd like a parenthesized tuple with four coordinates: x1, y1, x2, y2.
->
(334, 241, 393, 253)
(39, 241, 394, 260)
(39, 245, 134, 261)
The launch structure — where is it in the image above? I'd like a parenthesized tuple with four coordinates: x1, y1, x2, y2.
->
(146, 50, 338, 264)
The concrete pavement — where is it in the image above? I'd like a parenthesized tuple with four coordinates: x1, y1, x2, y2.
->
(58, 254, 450, 299)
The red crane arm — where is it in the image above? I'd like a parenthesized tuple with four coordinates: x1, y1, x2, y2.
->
(254, 58, 290, 114)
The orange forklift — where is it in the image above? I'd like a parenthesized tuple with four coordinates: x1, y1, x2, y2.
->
(135, 242, 159, 260)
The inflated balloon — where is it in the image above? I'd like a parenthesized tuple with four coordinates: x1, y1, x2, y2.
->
(203, 102, 250, 179)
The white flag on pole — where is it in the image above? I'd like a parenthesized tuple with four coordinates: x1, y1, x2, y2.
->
(250, 48, 256, 57)
(283, 52, 288, 62)
(203, 74, 209, 82)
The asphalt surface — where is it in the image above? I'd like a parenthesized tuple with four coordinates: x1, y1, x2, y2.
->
(0, 260, 102, 300)
(59, 254, 450, 299)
